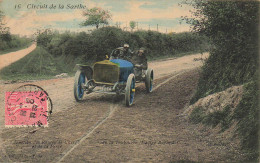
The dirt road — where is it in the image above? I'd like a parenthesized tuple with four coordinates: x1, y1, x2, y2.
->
(0, 43, 36, 70)
(0, 52, 244, 162)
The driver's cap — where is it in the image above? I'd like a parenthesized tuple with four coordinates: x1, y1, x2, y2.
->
(123, 44, 129, 48)
(139, 47, 145, 53)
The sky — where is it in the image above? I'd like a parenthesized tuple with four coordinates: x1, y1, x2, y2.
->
(0, 0, 193, 36)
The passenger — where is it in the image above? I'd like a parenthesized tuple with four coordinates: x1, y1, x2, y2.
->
(131, 47, 148, 80)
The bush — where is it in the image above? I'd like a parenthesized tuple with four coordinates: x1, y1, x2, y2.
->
(0, 34, 31, 52)
(36, 27, 209, 63)
(190, 1, 259, 103)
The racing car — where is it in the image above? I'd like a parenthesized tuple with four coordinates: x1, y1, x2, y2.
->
(73, 48, 154, 106)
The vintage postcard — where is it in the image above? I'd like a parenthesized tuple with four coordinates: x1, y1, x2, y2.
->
(0, 0, 258, 162)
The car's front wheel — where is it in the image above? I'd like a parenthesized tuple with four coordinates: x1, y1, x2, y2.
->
(125, 74, 135, 106)
(74, 70, 86, 101)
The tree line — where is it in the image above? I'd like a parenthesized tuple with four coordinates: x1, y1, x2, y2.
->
(36, 26, 208, 63)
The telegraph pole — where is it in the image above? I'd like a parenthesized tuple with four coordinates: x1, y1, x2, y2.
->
(157, 24, 158, 32)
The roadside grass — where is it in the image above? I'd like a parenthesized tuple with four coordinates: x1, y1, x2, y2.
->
(189, 107, 205, 124)
(189, 105, 232, 132)
(0, 42, 32, 55)
(0, 47, 75, 81)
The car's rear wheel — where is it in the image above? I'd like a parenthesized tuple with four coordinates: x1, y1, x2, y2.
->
(74, 70, 86, 101)
(145, 68, 154, 93)
(125, 74, 135, 106)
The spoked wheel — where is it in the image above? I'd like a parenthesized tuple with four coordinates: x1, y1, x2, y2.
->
(74, 70, 86, 101)
(125, 74, 135, 106)
(145, 68, 154, 93)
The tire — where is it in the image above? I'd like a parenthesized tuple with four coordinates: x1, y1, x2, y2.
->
(125, 74, 135, 106)
(145, 68, 154, 93)
(74, 70, 86, 101)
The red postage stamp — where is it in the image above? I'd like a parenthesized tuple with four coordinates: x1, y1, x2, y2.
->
(5, 84, 52, 127)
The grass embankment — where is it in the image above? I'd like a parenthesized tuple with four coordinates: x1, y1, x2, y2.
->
(0, 47, 76, 80)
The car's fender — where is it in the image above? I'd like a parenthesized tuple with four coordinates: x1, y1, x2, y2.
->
(75, 64, 93, 80)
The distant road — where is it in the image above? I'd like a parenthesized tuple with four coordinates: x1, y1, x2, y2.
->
(0, 43, 36, 70)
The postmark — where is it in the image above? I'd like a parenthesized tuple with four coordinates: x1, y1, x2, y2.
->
(5, 84, 53, 127)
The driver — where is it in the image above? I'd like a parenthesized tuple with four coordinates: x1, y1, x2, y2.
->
(110, 43, 133, 61)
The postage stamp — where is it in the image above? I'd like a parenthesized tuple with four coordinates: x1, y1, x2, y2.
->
(5, 84, 53, 127)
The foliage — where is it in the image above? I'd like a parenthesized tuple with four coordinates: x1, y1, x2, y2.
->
(129, 21, 136, 31)
(186, 1, 259, 160)
(233, 80, 259, 162)
(0, 10, 11, 49)
(0, 10, 3, 21)
(187, 1, 259, 103)
(36, 27, 208, 63)
(36, 28, 54, 48)
(81, 7, 112, 29)
(0, 34, 31, 52)
(0, 10, 9, 35)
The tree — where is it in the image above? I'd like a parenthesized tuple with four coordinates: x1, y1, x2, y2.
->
(0, 10, 4, 28)
(36, 28, 54, 47)
(0, 10, 9, 34)
(0, 10, 11, 42)
(81, 7, 112, 29)
(0, 10, 3, 22)
(129, 21, 136, 32)
(185, 1, 259, 99)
